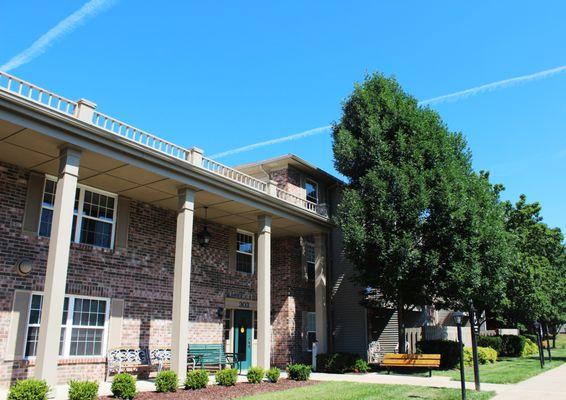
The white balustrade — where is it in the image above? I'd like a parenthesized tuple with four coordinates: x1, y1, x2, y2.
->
(92, 112, 188, 160)
(0, 71, 76, 115)
(0, 71, 326, 216)
(201, 157, 267, 192)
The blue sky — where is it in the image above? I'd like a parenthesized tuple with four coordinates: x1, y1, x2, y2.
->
(1, 1, 565, 232)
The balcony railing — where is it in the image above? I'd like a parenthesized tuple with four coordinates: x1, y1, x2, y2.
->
(0, 70, 327, 217)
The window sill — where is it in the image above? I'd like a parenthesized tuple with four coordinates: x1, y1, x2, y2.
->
(34, 236, 115, 253)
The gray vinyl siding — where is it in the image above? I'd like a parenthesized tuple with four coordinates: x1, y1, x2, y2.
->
(329, 187, 367, 357)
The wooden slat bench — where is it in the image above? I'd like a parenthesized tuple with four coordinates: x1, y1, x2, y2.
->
(106, 347, 152, 380)
(381, 353, 441, 377)
(189, 344, 240, 373)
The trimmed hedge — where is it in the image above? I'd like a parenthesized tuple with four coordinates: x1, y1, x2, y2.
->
(463, 346, 497, 366)
(155, 371, 178, 393)
(500, 335, 526, 357)
(215, 369, 238, 386)
(266, 368, 280, 383)
(68, 381, 99, 400)
(521, 339, 538, 357)
(111, 374, 137, 400)
(246, 367, 264, 384)
(185, 370, 209, 390)
(477, 336, 503, 354)
(416, 340, 460, 369)
(8, 379, 49, 400)
(287, 364, 311, 381)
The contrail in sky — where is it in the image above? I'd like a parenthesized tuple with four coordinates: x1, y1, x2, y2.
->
(0, 0, 117, 72)
(212, 65, 566, 159)
(418, 65, 566, 106)
(210, 125, 332, 158)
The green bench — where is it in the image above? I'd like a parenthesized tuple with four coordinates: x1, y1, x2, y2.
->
(189, 344, 240, 373)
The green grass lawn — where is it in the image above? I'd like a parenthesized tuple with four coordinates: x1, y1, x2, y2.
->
(434, 334, 566, 384)
(240, 381, 495, 400)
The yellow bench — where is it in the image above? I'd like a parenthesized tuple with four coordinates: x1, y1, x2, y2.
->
(381, 353, 441, 377)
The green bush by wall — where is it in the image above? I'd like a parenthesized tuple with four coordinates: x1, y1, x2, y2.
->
(185, 370, 209, 390)
(8, 379, 49, 400)
(111, 373, 137, 400)
(68, 381, 99, 400)
(287, 364, 311, 381)
(416, 340, 461, 369)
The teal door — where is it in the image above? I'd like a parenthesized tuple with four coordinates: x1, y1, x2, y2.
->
(234, 310, 253, 370)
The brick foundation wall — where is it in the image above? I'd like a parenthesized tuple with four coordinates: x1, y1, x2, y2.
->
(0, 161, 313, 387)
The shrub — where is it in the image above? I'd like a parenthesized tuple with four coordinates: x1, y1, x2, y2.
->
(500, 335, 526, 357)
(155, 371, 178, 393)
(521, 339, 539, 357)
(215, 369, 238, 386)
(185, 370, 209, 390)
(68, 381, 98, 400)
(266, 368, 280, 383)
(416, 340, 461, 369)
(522, 333, 538, 343)
(463, 346, 497, 366)
(354, 358, 370, 373)
(8, 379, 49, 400)
(287, 364, 311, 381)
(246, 367, 264, 384)
(477, 336, 503, 354)
(316, 352, 358, 373)
(111, 373, 137, 400)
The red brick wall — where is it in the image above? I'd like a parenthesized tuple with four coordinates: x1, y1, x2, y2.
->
(0, 161, 313, 387)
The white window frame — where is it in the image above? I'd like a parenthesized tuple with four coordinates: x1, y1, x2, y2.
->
(25, 292, 111, 360)
(305, 178, 319, 204)
(307, 311, 317, 352)
(306, 241, 316, 281)
(236, 229, 255, 274)
(39, 176, 117, 249)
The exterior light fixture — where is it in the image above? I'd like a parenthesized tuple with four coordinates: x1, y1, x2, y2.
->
(197, 206, 212, 247)
(16, 259, 33, 275)
(216, 307, 224, 319)
(453, 311, 466, 400)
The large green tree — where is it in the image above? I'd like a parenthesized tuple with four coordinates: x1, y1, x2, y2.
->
(332, 74, 511, 350)
(502, 195, 566, 336)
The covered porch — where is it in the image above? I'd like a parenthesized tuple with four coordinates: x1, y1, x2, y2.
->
(0, 72, 331, 388)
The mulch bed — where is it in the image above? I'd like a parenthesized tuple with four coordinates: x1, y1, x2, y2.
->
(100, 379, 318, 400)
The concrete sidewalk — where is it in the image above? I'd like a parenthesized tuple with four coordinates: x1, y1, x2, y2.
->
(310, 371, 507, 393)
(492, 362, 566, 400)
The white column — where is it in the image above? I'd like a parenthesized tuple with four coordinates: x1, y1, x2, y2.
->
(314, 233, 328, 353)
(171, 188, 195, 378)
(35, 148, 81, 387)
(256, 215, 272, 370)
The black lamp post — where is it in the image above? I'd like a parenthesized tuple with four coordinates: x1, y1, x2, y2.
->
(468, 302, 481, 391)
(197, 206, 212, 247)
(453, 311, 466, 400)
(534, 320, 545, 369)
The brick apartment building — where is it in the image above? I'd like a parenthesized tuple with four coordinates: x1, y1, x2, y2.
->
(0, 71, 379, 389)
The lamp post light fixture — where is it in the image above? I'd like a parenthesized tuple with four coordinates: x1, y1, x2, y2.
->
(453, 311, 466, 400)
(197, 206, 212, 247)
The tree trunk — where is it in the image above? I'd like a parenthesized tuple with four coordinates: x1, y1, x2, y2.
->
(397, 296, 406, 354)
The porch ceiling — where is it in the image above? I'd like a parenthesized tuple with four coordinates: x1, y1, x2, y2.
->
(0, 120, 319, 237)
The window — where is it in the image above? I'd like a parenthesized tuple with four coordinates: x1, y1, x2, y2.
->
(39, 178, 117, 249)
(305, 179, 318, 204)
(25, 293, 109, 358)
(236, 231, 254, 273)
(306, 242, 316, 281)
(253, 311, 257, 340)
(306, 312, 316, 351)
(223, 309, 232, 341)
